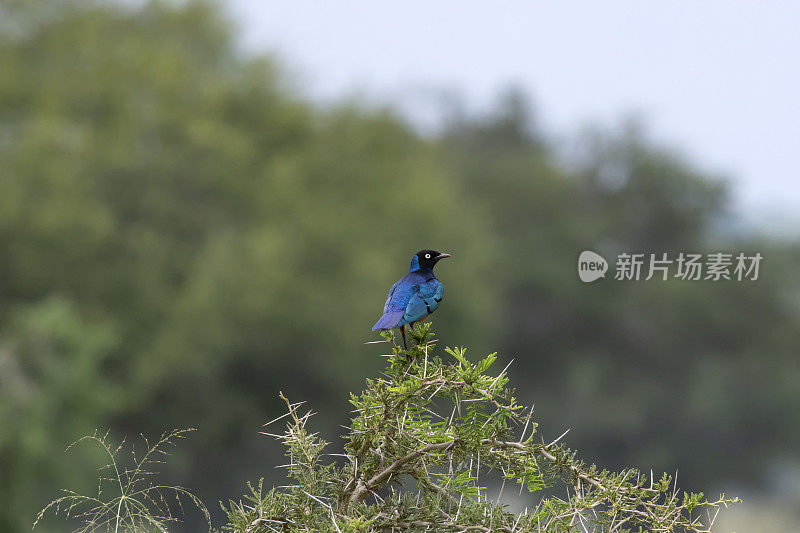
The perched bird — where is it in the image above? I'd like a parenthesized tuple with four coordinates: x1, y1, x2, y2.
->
(372, 249, 451, 348)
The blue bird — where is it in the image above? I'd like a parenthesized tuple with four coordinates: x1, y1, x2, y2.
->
(372, 249, 451, 349)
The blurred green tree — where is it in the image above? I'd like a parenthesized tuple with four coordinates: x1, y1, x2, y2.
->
(0, 1, 496, 530)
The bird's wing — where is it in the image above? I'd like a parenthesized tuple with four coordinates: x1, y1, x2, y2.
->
(372, 276, 414, 330)
(383, 280, 401, 313)
(401, 279, 443, 325)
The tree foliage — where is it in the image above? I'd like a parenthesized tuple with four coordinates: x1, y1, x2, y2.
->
(223, 325, 738, 532)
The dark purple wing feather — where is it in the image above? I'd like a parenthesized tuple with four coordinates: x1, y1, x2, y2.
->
(372, 309, 405, 330)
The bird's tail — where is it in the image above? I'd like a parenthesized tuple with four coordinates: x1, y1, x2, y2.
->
(372, 310, 404, 331)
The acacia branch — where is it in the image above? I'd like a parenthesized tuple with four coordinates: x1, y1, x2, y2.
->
(484, 438, 606, 491)
(348, 440, 457, 502)
(348, 435, 611, 506)
(378, 519, 513, 532)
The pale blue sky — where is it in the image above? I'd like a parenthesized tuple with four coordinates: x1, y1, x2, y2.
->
(228, 0, 799, 232)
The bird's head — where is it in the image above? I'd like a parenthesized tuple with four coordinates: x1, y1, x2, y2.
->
(410, 249, 451, 271)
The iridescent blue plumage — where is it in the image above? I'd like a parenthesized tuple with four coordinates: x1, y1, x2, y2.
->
(372, 250, 451, 348)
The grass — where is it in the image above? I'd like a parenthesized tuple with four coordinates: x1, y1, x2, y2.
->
(34, 428, 210, 533)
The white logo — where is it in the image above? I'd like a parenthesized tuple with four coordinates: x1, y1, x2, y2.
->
(578, 250, 608, 283)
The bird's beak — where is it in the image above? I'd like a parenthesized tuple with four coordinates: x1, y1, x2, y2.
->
(436, 252, 452, 260)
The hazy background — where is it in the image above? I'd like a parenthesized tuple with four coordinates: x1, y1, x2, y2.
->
(230, 0, 800, 234)
(2, 1, 799, 531)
